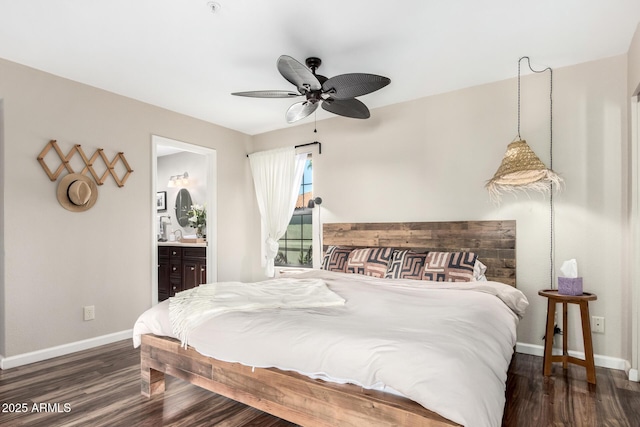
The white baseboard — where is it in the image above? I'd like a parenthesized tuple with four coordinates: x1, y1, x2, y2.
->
(629, 368, 639, 382)
(0, 330, 132, 370)
(515, 342, 628, 372)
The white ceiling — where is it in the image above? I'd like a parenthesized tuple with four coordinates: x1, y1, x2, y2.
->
(1, 1, 639, 136)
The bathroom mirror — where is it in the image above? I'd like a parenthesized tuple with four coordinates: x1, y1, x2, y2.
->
(174, 188, 193, 227)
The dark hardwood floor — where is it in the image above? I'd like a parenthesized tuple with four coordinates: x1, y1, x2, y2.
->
(503, 352, 640, 427)
(1, 339, 639, 426)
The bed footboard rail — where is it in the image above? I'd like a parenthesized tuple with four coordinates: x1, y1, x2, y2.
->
(139, 334, 459, 427)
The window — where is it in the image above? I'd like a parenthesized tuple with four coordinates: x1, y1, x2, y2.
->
(275, 156, 313, 267)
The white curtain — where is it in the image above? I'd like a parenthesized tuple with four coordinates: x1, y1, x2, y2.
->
(249, 147, 306, 277)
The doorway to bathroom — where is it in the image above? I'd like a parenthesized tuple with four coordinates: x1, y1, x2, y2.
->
(151, 135, 217, 304)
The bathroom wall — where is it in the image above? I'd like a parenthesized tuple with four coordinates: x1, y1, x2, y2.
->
(157, 151, 208, 239)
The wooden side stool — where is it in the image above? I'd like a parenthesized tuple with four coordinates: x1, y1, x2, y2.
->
(538, 289, 598, 384)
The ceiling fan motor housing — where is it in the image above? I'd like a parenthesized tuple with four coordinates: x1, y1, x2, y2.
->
(305, 57, 322, 71)
(304, 57, 328, 98)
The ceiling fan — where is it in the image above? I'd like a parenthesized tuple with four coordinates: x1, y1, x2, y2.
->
(232, 55, 391, 123)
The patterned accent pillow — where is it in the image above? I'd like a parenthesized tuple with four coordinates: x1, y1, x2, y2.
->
(422, 252, 478, 282)
(321, 246, 352, 272)
(346, 247, 394, 278)
(385, 250, 426, 280)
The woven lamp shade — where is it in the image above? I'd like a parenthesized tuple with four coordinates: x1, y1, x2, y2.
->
(486, 140, 562, 201)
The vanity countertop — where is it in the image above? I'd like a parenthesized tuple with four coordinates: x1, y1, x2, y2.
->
(158, 241, 207, 247)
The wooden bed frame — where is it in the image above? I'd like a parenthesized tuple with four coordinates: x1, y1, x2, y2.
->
(141, 220, 516, 426)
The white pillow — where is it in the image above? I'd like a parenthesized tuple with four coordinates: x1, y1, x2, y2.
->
(473, 260, 488, 281)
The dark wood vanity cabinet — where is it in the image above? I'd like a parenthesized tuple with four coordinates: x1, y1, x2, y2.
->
(158, 246, 171, 301)
(158, 245, 206, 301)
(182, 247, 207, 291)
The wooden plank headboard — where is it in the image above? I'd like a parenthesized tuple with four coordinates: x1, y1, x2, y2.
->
(322, 220, 516, 286)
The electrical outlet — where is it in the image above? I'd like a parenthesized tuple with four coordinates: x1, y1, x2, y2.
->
(83, 305, 95, 321)
(592, 316, 604, 333)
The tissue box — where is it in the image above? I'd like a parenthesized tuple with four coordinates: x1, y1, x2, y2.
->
(558, 277, 583, 296)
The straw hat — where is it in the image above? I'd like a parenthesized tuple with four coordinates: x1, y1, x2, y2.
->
(57, 173, 98, 212)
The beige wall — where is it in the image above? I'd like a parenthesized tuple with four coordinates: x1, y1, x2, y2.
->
(0, 58, 258, 357)
(627, 22, 640, 375)
(629, 23, 640, 96)
(0, 99, 5, 355)
(0, 52, 634, 364)
(252, 55, 630, 359)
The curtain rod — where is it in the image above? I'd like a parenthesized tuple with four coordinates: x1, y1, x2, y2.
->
(246, 141, 321, 157)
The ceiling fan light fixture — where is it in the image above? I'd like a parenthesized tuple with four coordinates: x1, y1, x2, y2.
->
(286, 101, 319, 123)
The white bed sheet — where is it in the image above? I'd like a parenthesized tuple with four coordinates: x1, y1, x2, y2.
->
(133, 269, 528, 427)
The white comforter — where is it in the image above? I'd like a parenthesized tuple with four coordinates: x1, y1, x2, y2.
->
(168, 278, 345, 347)
(133, 269, 528, 427)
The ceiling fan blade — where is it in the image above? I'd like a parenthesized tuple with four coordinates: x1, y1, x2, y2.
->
(322, 73, 391, 100)
(231, 90, 300, 98)
(286, 101, 319, 123)
(277, 55, 321, 94)
(322, 98, 370, 119)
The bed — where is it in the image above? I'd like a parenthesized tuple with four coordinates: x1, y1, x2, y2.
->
(134, 220, 525, 427)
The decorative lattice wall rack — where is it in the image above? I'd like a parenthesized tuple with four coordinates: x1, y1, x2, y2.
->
(37, 140, 133, 187)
